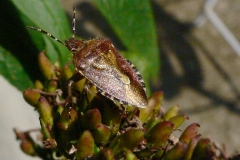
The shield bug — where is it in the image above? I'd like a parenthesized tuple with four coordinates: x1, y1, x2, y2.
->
(27, 7, 148, 108)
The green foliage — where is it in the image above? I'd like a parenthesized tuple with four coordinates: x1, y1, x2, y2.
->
(11, 0, 71, 64)
(0, 0, 71, 90)
(0, 46, 33, 90)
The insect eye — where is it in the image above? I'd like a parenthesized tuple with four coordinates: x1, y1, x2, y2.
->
(65, 42, 77, 52)
(71, 47, 77, 52)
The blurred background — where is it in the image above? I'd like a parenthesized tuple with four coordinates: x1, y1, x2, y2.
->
(1, 0, 240, 159)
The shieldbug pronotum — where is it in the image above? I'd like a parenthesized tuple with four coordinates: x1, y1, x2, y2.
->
(28, 7, 148, 108)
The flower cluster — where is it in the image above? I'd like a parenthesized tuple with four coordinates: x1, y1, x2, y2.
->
(15, 51, 229, 159)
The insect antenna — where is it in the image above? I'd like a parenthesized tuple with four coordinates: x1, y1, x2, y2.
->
(72, 6, 76, 38)
(27, 26, 65, 45)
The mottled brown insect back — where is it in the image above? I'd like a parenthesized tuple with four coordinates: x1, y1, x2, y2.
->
(65, 38, 148, 108)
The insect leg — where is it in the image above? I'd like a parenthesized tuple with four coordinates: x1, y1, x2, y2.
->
(66, 72, 84, 118)
(84, 80, 101, 104)
(67, 72, 84, 100)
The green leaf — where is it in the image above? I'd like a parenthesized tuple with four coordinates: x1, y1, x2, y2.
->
(0, 46, 33, 90)
(91, 0, 160, 92)
(0, 1, 71, 90)
(11, 0, 71, 65)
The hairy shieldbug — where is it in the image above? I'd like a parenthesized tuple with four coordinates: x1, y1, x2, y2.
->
(27, 7, 148, 108)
